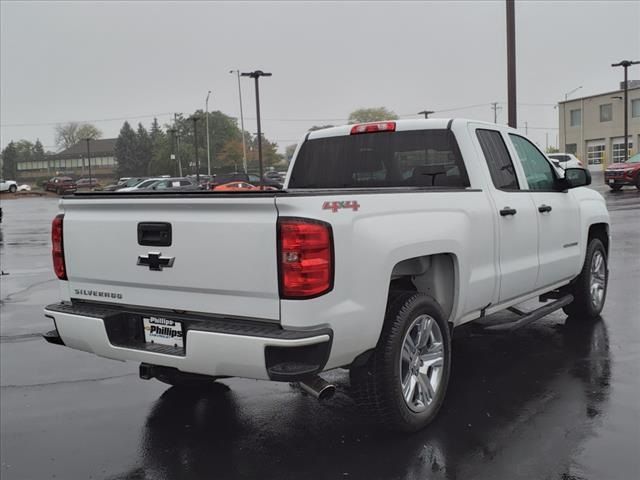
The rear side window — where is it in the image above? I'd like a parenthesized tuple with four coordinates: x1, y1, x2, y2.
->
(476, 129, 519, 190)
(288, 130, 470, 189)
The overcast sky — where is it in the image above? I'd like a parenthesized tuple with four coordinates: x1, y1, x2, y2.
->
(1, 1, 639, 153)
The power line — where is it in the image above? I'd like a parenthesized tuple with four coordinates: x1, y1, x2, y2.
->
(1, 112, 175, 127)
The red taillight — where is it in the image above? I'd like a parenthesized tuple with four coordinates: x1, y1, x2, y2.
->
(278, 218, 333, 299)
(350, 121, 396, 135)
(52, 214, 67, 280)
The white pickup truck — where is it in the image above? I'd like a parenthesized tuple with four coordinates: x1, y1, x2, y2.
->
(43, 119, 610, 432)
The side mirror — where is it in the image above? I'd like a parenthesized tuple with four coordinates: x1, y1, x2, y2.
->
(565, 168, 591, 188)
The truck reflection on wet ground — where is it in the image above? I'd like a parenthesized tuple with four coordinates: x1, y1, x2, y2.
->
(111, 316, 610, 480)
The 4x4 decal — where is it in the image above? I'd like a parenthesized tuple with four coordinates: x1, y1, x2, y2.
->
(322, 200, 360, 212)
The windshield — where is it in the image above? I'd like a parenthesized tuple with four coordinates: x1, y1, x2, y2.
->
(289, 129, 470, 189)
(626, 153, 640, 164)
(135, 179, 159, 189)
(124, 178, 144, 187)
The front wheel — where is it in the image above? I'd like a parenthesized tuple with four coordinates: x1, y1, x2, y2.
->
(8, 184, 17, 193)
(635, 176, 640, 190)
(350, 292, 451, 432)
(563, 238, 608, 319)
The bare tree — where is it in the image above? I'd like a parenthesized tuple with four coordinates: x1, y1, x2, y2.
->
(55, 122, 102, 149)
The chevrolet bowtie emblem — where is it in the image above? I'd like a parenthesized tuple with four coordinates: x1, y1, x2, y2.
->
(137, 252, 175, 271)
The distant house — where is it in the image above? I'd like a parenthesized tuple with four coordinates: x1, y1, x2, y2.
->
(17, 138, 118, 180)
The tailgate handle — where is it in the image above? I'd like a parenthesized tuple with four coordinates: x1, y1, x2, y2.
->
(138, 222, 172, 247)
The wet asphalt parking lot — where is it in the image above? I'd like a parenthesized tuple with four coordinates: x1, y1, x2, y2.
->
(1, 179, 639, 480)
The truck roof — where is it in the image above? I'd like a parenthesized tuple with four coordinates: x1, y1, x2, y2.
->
(306, 118, 516, 141)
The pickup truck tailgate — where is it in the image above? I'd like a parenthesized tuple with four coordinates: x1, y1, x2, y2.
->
(60, 196, 280, 320)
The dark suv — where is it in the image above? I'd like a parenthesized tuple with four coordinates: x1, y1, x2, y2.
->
(45, 177, 77, 195)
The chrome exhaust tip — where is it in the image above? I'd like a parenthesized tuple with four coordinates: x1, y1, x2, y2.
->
(299, 375, 336, 401)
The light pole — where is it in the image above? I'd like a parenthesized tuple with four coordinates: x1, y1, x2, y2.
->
(174, 113, 183, 176)
(84, 138, 92, 185)
(205, 91, 212, 176)
(241, 70, 271, 187)
(230, 69, 248, 173)
(612, 60, 640, 162)
(418, 110, 434, 119)
(562, 86, 582, 152)
(191, 115, 200, 182)
(506, 0, 517, 128)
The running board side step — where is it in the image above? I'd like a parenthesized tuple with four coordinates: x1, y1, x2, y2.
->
(482, 294, 574, 332)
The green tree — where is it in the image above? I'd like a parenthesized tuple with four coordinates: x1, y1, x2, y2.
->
(55, 122, 101, 149)
(77, 124, 102, 142)
(14, 140, 34, 164)
(147, 118, 173, 176)
(33, 139, 45, 161)
(135, 123, 153, 174)
(347, 107, 398, 124)
(1, 141, 18, 179)
(545, 146, 560, 154)
(285, 144, 297, 162)
(115, 121, 138, 177)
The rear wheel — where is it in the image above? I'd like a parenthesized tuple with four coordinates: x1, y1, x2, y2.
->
(8, 184, 17, 193)
(350, 292, 451, 432)
(635, 176, 640, 190)
(563, 238, 608, 319)
(609, 184, 622, 191)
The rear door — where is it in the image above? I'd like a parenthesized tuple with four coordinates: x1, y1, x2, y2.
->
(474, 127, 539, 303)
(61, 195, 281, 320)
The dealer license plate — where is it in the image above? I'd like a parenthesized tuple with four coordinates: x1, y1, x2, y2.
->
(143, 316, 184, 348)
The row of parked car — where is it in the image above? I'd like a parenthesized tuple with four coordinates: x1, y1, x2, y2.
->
(27, 170, 286, 196)
(105, 171, 286, 193)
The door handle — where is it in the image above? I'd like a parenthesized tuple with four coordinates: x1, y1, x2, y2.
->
(500, 207, 517, 216)
(538, 204, 552, 213)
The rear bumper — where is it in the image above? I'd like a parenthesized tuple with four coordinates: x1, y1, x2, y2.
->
(44, 302, 332, 381)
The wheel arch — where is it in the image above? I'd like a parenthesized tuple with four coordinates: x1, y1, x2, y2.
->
(389, 253, 459, 325)
(588, 223, 610, 256)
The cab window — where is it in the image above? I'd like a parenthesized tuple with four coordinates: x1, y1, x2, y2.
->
(509, 134, 556, 191)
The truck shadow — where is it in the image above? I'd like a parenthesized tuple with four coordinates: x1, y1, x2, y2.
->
(116, 315, 611, 480)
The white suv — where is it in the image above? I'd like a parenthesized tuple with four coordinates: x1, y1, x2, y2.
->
(547, 153, 584, 169)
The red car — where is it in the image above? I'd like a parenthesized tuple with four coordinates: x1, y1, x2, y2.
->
(44, 177, 77, 195)
(604, 153, 640, 191)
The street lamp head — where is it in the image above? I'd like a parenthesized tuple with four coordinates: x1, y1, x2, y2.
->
(241, 70, 272, 78)
(612, 60, 640, 67)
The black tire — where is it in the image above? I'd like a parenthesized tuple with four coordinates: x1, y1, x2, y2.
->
(563, 238, 608, 319)
(609, 184, 622, 191)
(8, 184, 17, 193)
(350, 292, 451, 432)
(635, 176, 640, 190)
(56, 188, 63, 196)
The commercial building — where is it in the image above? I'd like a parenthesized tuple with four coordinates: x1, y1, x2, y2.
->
(558, 81, 640, 171)
(16, 138, 118, 180)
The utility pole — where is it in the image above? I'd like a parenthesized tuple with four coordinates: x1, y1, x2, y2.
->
(230, 69, 248, 173)
(174, 113, 182, 176)
(612, 60, 640, 162)
(205, 91, 212, 176)
(491, 102, 502, 123)
(418, 110, 434, 119)
(85, 138, 92, 185)
(191, 115, 200, 182)
(168, 128, 177, 176)
(506, 0, 517, 128)
(241, 70, 272, 187)
(524, 122, 528, 135)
